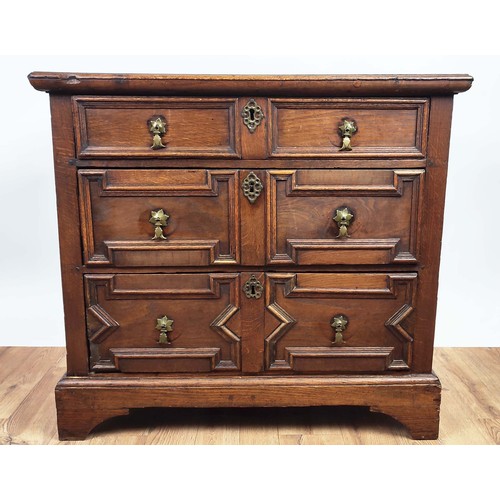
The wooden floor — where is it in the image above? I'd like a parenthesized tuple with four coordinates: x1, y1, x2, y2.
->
(0, 347, 498, 445)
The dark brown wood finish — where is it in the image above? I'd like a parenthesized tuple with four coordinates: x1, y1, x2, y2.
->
(269, 98, 429, 158)
(266, 169, 423, 265)
(29, 73, 472, 440)
(29, 72, 473, 96)
(264, 273, 417, 373)
(239, 97, 268, 159)
(240, 271, 265, 373)
(73, 97, 240, 159)
(49, 95, 88, 376)
(78, 169, 240, 267)
(73, 158, 429, 170)
(411, 96, 455, 373)
(240, 170, 265, 266)
(55, 374, 441, 440)
(85, 273, 241, 373)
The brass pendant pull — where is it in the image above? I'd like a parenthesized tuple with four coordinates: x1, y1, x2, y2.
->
(333, 207, 354, 238)
(149, 117, 167, 149)
(149, 209, 169, 240)
(241, 99, 264, 133)
(243, 275, 263, 299)
(338, 118, 357, 151)
(156, 315, 174, 344)
(331, 315, 348, 345)
(242, 171, 263, 203)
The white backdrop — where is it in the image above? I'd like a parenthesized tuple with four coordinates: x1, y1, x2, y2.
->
(0, 55, 498, 346)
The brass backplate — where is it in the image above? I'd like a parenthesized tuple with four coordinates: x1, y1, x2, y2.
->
(241, 99, 264, 133)
(156, 315, 174, 344)
(243, 275, 263, 299)
(149, 208, 169, 240)
(331, 314, 348, 345)
(149, 116, 167, 149)
(242, 171, 263, 203)
(333, 207, 354, 238)
(338, 118, 357, 151)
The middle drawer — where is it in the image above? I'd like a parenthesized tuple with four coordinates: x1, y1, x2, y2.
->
(79, 169, 240, 267)
(268, 169, 424, 265)
(78, 168, 423, 268)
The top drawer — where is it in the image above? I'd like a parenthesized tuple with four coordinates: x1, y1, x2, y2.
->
(269, 98, 429, 159)
(72, 97, 240, 159)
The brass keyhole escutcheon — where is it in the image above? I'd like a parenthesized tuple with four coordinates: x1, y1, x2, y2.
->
(243, 275, 263, 299)
(156, 315, 174, 345)
(333, 207, 354, 238)
(149, 209, 169, 240)
(331, 314, 348, 345)
(242, 171, 263, 203)
(241, 99, 264, 133)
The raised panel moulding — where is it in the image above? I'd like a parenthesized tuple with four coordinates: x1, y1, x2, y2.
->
(78, 169, 240, 266)
(265, 273, 416, 371)
(110, 347, 222, 373)
(267, 170, 423, 265)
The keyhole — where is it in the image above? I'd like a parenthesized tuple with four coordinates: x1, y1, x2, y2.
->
(249, 108, 255, 121)
(243, 275, 262, 299)
(248, 180, 255, 194)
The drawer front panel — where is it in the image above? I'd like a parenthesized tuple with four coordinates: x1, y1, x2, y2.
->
(264, 273, 417, 374)
(79, 169, 240, 267)
(73, 97, 240, 158)
(268, 169, 423, 265)
(85, 273, 241, 373)
(269, 98, 429, 158)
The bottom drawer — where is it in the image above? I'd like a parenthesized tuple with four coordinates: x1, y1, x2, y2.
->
(85, 273, 242, 373)
(264, 272, 417, 373)
(84, 271, 417, 375)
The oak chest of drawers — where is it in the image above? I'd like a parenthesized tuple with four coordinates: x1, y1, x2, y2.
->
(29, 72, 472, 440)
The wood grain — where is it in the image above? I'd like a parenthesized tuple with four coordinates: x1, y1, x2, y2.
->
(1, 347, 497, 444)
(73, 157, 429, 170)
(30, 73, 472, 441)
(266, 169, 423, 265)
(49, 95, 89, 376)
(240, 271, 265, 373)
(264, 273, 416, 373)
(73, 97, 240, 159)
(269, 98, 429, 158)
(78, 169, 240, 267)
(27, 72, 473, 96)
(411, 96, 454, 373)
(84, 273, 241, 373)
(239, 97, 268, 159)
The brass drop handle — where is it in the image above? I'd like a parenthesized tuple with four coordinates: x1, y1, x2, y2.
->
(149, 209, 169, 240)
(156, 315, 174, 344)
(338, 119, 357, 151)
(149, 117, 167, 150)
(333, 207, 354, 238)
(331, 315, 348, 345)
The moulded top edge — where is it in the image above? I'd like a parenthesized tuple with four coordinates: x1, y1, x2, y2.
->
(27, 72, 473, 96)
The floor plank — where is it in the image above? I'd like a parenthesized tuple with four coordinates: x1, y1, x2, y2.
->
(194, 408, 240, 445)
(0, 347, 65, 444)
(5, 351, 65, 445)
(432, 348, 499, 444)
(238, 408, 280, 445)
(0, 347, 498, 445)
